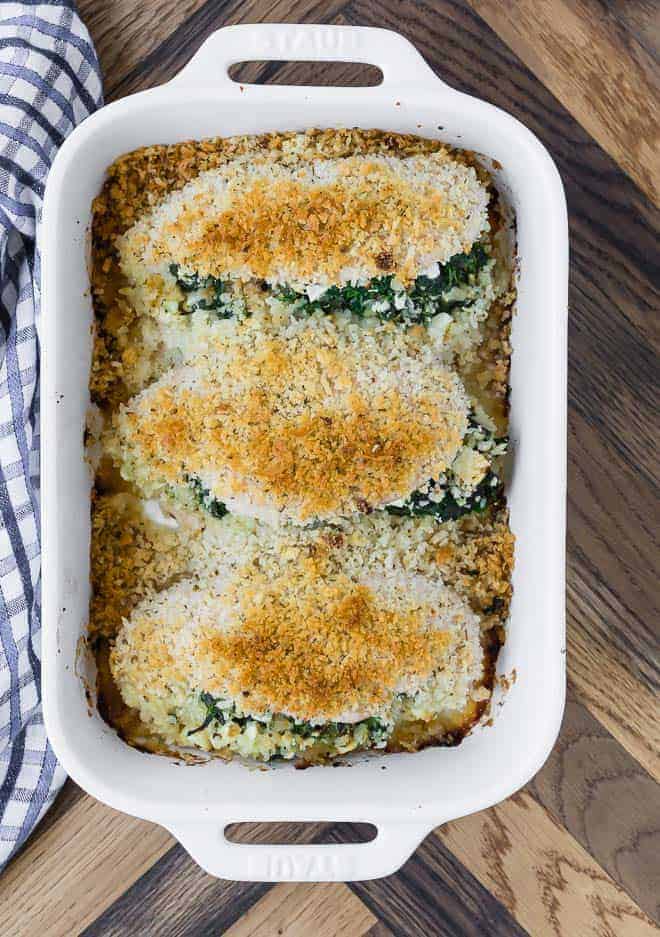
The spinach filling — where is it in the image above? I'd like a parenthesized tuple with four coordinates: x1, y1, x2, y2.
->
(187, 692, 391, 749)
(275, 242, 490, 323)
(386, 417, 508, 521)
(386, 470, 503, 521)
(187, 476, 227, 519)
(288, 715, 389, 745)
(184, 418, 506, 524)
(170, 242, 490, 324)
(188, 692, 249, 735)
(169, 263, 241, 318)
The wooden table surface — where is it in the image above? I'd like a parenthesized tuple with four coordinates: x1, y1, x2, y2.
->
(3, 1, 658, 934)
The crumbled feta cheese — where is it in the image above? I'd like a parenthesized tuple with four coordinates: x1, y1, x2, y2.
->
(450, 446, 490, 488)
(428, 312, 453, 342)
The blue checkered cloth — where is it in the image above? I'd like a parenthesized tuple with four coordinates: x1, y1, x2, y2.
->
(0, 1, 101, 867)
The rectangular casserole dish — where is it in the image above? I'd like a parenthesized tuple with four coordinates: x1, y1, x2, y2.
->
(41, 23, 568, 882)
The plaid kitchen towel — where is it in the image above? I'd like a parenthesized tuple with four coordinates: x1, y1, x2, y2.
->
(0, 1, 101, 868)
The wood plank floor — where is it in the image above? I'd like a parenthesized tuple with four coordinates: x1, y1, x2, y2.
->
(4, 1, 658, 934)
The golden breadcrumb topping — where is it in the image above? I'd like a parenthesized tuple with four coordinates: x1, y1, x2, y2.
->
(197, 573, 453, 721)
(90, 128, 493, 409)
(443, 517, 515, 618)
(89, 492, 200, 638)
(88, 128, 515, 761)
(110, 524, 478, 724)
(111, 317, 469, 524)
(98, 504, 513, 755)
(123, 153, 487, 290)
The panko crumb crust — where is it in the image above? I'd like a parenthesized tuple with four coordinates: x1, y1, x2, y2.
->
(108, 315, 471, 525)
(90, 128, 510, 413)
(119, 152, 488, 290)
(91, 495, 513, 762)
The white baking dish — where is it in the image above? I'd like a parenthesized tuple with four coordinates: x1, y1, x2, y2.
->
(41, 24, 567, 882)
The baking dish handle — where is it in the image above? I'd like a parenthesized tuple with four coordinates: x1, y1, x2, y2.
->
(167, 819, 432, 881)
(169, 23, 446, 90)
